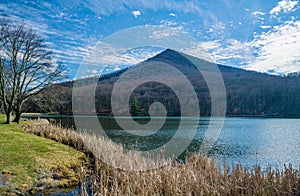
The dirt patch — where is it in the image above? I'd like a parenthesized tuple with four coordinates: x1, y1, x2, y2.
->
(0, 172, 9, 187)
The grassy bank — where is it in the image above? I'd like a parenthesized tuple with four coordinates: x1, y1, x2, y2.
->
(0, 115, 88, 194)
(23, 120, 300, 195)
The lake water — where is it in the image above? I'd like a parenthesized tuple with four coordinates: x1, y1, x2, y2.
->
(23, 115, 300, 195)
(45, 116, 299, 171)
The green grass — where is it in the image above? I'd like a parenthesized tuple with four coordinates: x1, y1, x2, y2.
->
(25, 119, 300, 195)
(0, 114, 87, 194)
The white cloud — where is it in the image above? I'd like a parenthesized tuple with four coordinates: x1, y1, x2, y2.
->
(182, 42, 214, 62)
(74, 43, 129, 78)
(79, 43, 164, 77)
(159, 20, 178, 27)
(246, 20, 300, 74)
(4, 0, 300, 76)
(183, 39, 254, 66)
(150, 26, 183, 39)
(252, 11, 265, 21)
(131, 10, 141, 18)
(187, 19, 300, 74)
(199, 41, 221, 50)
(206, 22, 227, 39)
(260, 25, 272, 29)
(270, 0, 299, 15)
(252, 11, 265, 16)
(212, 40, 254, 65)
(52, 45, 91, 65)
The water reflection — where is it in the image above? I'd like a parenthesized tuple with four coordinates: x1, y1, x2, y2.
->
(26, 115, 300, 170)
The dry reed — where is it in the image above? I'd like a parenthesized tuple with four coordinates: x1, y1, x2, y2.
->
(22, 119, 300, 196)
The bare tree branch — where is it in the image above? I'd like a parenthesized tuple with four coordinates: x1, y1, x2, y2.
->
(0, 18, 65, 123)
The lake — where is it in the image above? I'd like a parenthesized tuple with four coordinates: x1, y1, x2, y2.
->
(26, 115, 300, 170)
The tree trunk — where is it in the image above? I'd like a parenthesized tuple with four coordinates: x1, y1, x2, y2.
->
(13, 102, 22, 124)
(5, 111, 11, 124)
(13, 109, 21, 124)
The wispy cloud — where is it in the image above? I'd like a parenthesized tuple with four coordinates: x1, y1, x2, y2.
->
(252, 11, 265, 16)
(150, 26, 183, 40)
(84, 43, 163, 67)
(216, 41, 252, 65)
(182, 42, 215, 62)
(76, 44, 164, 77)
(270, 0, 299, 15)
(2, 0, 300, 76)
(246, 20, 300, 74)
(260, 25, 272, 29)
(182, 39, 255, 67)
(184, 19, 300, 75)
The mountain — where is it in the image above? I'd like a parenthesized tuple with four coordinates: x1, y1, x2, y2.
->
(24, 49, 300, 117)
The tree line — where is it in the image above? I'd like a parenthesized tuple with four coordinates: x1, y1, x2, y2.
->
(23, 49, 300, 117)
(3, 29, 299, 118)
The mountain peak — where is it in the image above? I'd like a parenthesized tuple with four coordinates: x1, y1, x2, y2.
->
(159, 48, 180, 55)
(146, 48, 187, 64)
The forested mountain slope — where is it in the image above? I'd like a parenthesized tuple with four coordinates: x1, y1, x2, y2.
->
(24, 49, 300, 117)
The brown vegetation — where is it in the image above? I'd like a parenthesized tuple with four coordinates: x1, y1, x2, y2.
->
(22, 120, 300, 195)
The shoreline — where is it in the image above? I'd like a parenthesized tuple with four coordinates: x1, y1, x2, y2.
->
(20, 118, 300, 195)
(0, 115, 89, 195)
(21, 113, 300, 119)
(1, 115, 299, 195)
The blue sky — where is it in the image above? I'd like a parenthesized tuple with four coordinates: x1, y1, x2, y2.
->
(1, 0, 300, 77)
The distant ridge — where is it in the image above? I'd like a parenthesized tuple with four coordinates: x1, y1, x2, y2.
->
(24, 49, 300, 117)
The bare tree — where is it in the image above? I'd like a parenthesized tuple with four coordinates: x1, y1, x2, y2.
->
(0, 19, 64, 124)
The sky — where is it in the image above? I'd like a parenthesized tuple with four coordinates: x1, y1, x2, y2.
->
(1, 0, 300, 78)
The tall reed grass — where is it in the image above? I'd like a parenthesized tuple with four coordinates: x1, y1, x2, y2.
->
(22, 120, 300, 195)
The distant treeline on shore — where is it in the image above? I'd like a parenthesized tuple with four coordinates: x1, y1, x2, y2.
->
(20, 50, 300, 117)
